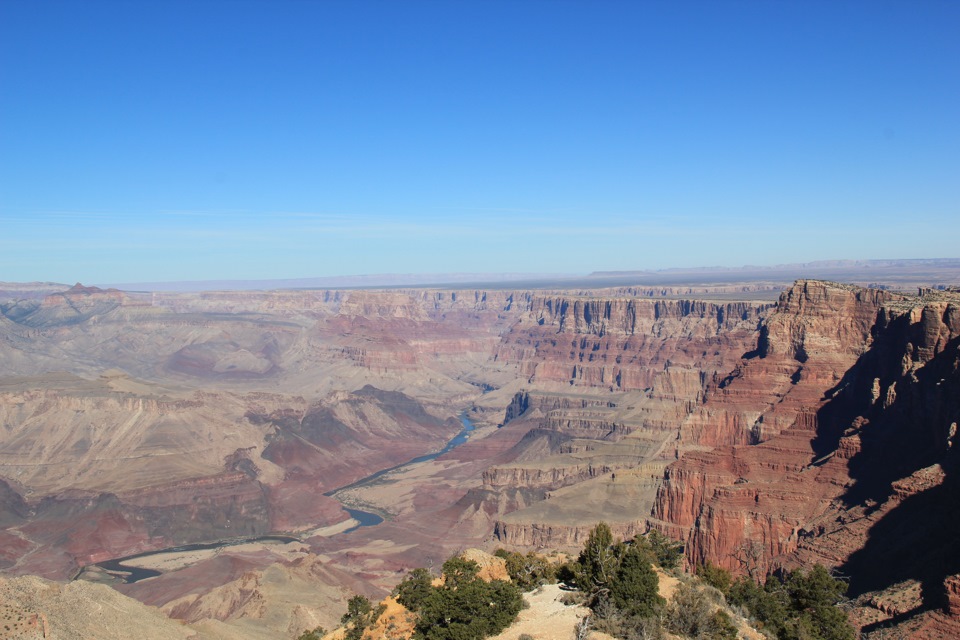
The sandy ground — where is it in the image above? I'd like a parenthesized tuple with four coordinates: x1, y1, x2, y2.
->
(303, 518, 360, 538)
(489, 583, 591, 640)
(123, 540, 309, 572)
(655, 567, 679, 600)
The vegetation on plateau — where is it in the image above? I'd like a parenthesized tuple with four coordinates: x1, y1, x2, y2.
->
(395, 556, 524, 640)
(492, 548, 557, 590)
(295, 625, 328, 640)
(565, 522, 854, 640)
(303, 522, 854, 640)
(699, 562, 855, 640)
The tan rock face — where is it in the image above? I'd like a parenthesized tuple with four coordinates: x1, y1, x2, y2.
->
(0, 574, 205, 639)
(946, 575, 960, 618)
(0, 376, 463, 578)
(492, 520, 648, 549)
(458, 548, 510, 582)
(356, 596, 418, 640)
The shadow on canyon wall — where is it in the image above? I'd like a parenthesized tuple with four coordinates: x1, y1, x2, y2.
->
(810, 306, 960, 619)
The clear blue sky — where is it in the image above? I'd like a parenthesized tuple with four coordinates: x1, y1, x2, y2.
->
(1, 0, 958, 284)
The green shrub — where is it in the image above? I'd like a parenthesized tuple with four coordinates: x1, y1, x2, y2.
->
(555, 558, 578, 585)
(341, 594, 372, 625)
(494, 549, 557, 591)
(395, 567, 434, 612)
(665, 582, 717, 638)
(785, 565, 848, 611)
(569, 522, 667, 639)
(592, 609, 663, 640)
(573, 521, 620, 598)
(633, 530, 684, 570)
(707, 610, 739, 640)
(609, 544, 665, 618)
(412, 556, 523, 640)
(697, 562, 733, 594)
(295, 627, 327, 640)
(728, 566, 853, 640)
(340, 594, 384, 640)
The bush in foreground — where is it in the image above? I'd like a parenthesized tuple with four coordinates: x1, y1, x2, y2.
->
(726, 565, 854, 640)
(395, 556, 523, 640)
(493, 548, 557, 590)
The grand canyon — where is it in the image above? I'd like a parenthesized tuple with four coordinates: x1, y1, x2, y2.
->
(0, 261, 957, 639)
(5, 0, 957, 636)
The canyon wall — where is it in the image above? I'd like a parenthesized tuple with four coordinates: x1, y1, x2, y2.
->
(480, 296, 771, 551)
(651, 282, 960, 633)
(496, 296, 768, 392)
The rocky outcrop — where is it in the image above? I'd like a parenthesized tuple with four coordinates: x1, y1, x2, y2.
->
(540, 412, 633, 440)
(0, 284, 133, 328)
(163, 570, 267, 622)
(652, 282, 960, 632)
(0, 574, 204, 639)
(492, 520, 647, 549)
(459, 548, 510, 582)
(501, 391, 531, 425)
(483, 462, 624, 491)
(671, 281, 904, 450)
(947, 575, 960, 617)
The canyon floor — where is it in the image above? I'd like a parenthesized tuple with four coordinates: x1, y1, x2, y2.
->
(1, 262, 959, 638)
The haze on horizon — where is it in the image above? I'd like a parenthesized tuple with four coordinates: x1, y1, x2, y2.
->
(1, 1, 958, 285)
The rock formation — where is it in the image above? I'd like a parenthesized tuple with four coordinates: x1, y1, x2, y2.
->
(2, 276, 959, 638)
(651, 282, 960, 635)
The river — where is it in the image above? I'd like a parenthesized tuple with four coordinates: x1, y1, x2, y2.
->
(91, 534, 300, 584)
(330, 411, 475, 532)
(83, 411, 476, 583)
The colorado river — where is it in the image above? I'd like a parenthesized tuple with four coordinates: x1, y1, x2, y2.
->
(326, 411, 476, 497)
(327, 411, 475, 531)
(83, 411, 476, 583)
(91, 534, 299, 584)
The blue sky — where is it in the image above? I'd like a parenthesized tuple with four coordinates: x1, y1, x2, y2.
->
(1, 1, 958, 284)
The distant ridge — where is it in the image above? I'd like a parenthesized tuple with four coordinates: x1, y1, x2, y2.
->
(590, 258, 960, 276)
(10, 258, 958, 294)
(584, 258, 960, 290)
(98, 272, 575, 292)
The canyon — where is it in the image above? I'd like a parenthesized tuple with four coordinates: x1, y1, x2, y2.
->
(1, 269, 958, 639)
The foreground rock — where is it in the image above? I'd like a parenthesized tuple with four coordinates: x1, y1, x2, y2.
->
(0, 574, 204, 639)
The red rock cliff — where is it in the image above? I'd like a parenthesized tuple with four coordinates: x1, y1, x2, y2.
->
(652, 282, 960, 632)
(496, 296, 768, 392)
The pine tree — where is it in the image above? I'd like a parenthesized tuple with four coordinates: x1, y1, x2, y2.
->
(395, 567, 434, 612)
(609, 545, 664, 618)
(575, 522, 619, 599)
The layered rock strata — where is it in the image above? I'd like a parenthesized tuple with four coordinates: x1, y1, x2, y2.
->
(652, 282, 960, 633)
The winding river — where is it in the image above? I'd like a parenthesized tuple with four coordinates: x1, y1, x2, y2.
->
(84, 411, 476, 583)
(330, 411, 476, 532)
